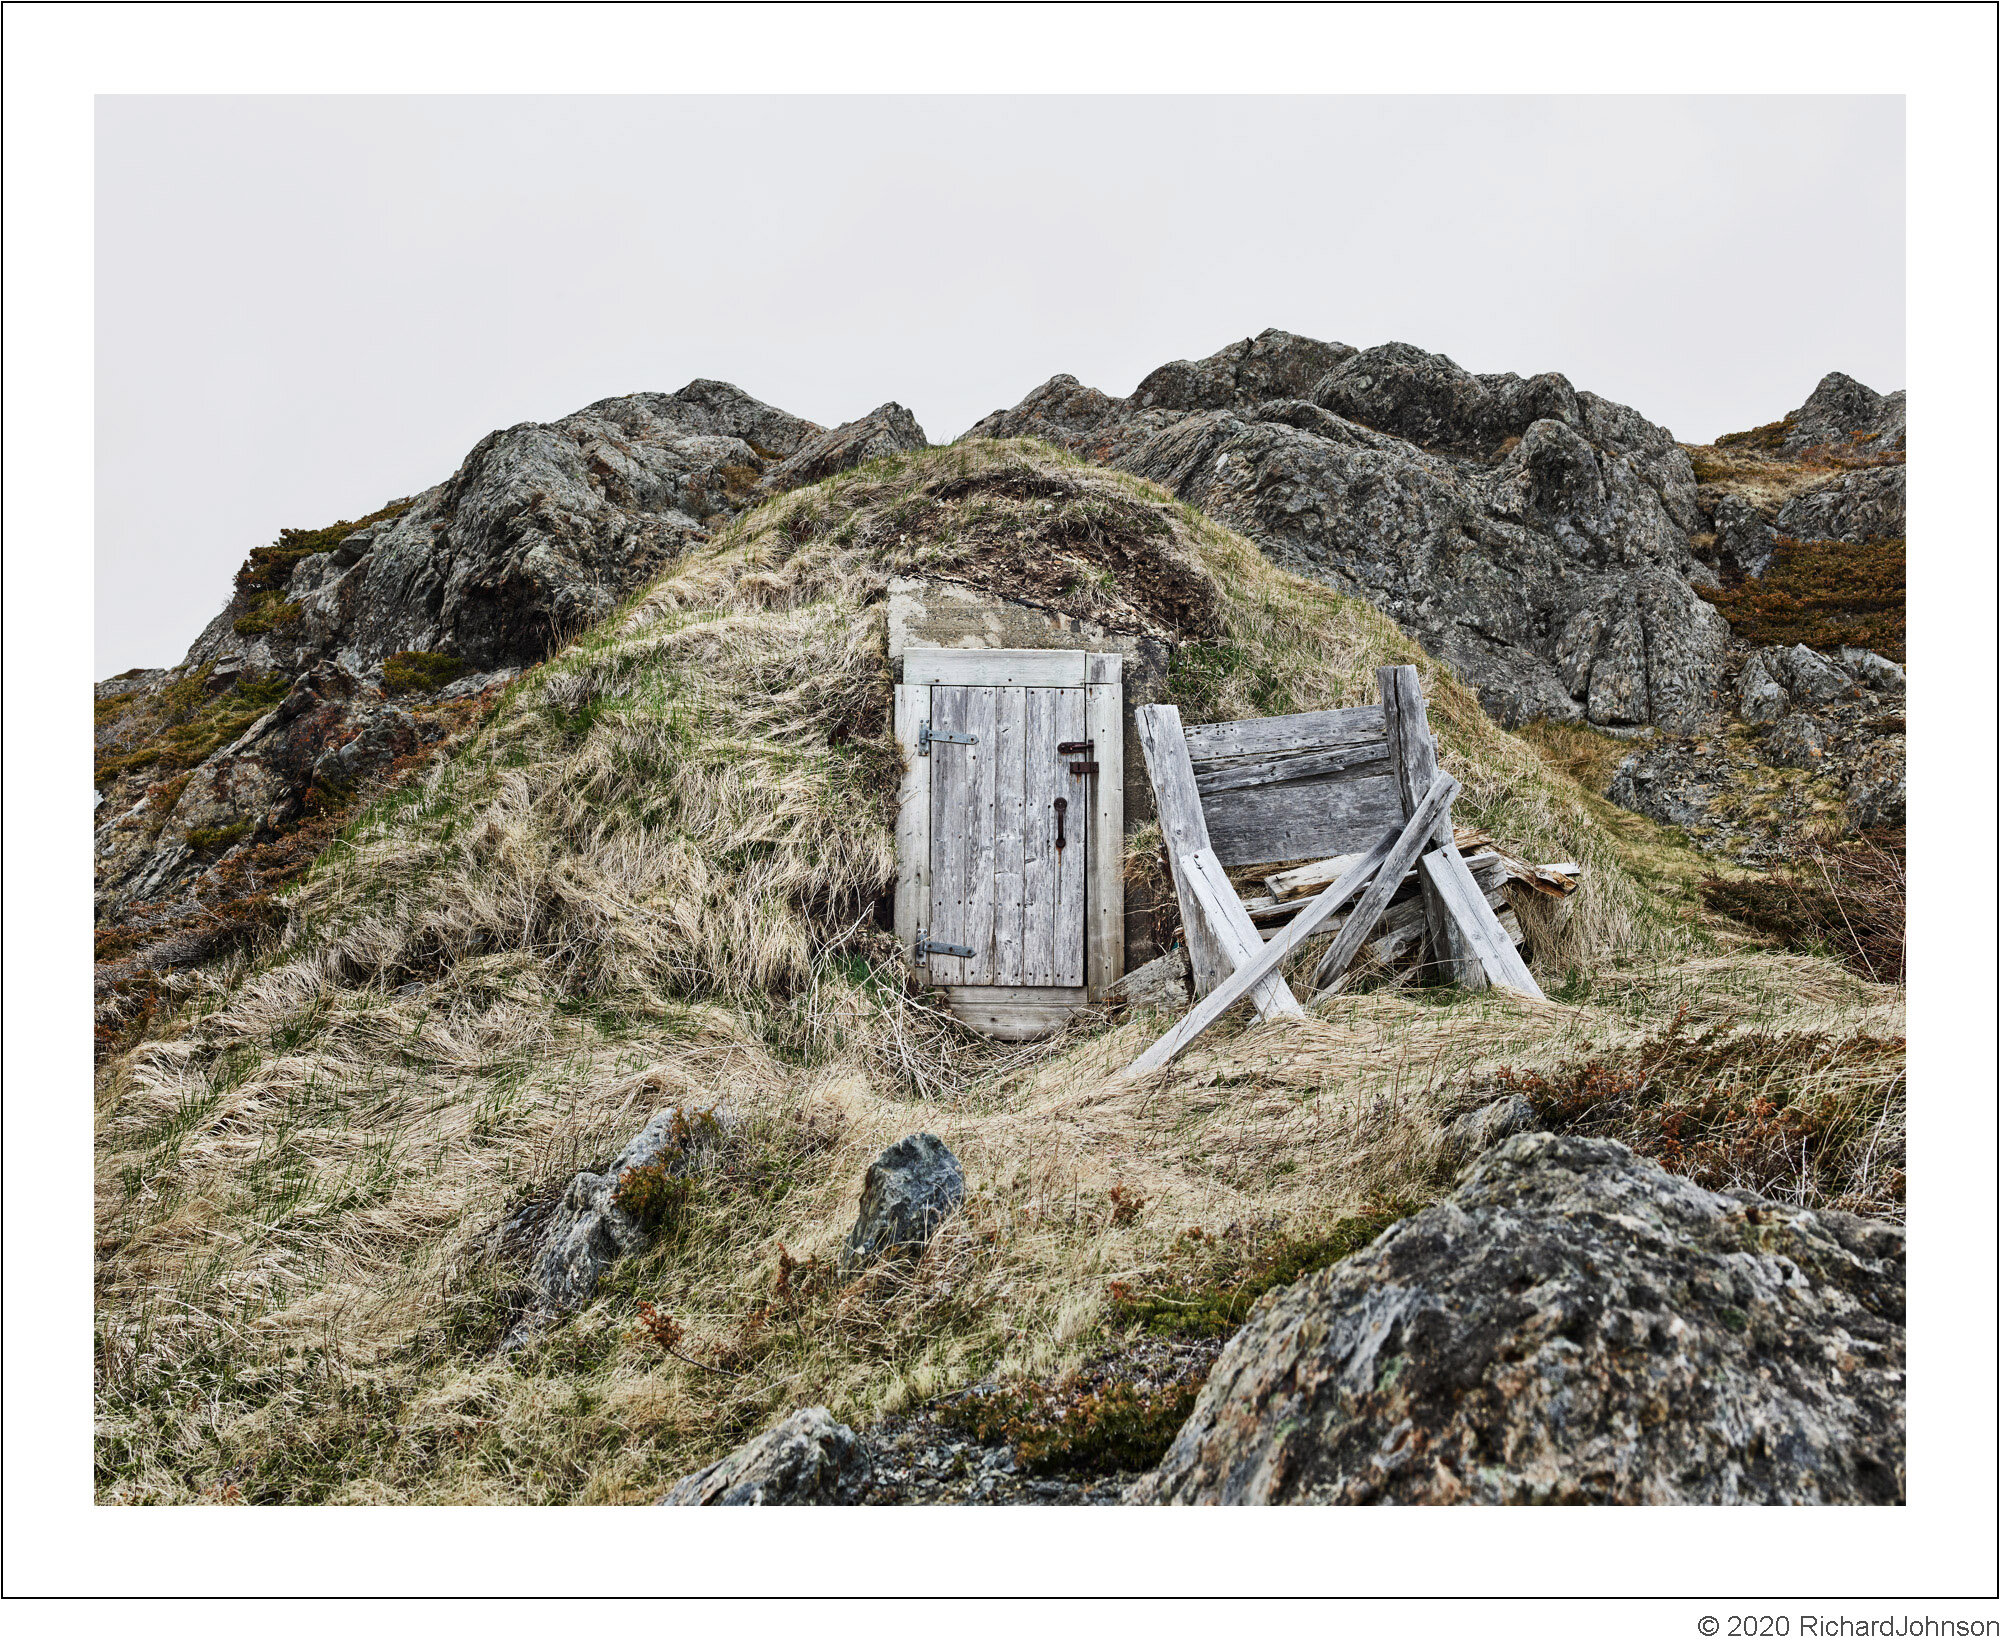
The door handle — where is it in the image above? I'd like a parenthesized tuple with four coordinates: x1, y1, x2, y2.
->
(1053, 796, 1068, 851)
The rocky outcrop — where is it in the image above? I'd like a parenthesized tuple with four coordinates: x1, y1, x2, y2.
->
(97, 380, 913, 925)
(529, 1105, 730, 1314)
(1608, 642, 1905, 857)
(659, 1407, 872, 1505)
(969, 332, 1728, 731)
(1774, 371, 1906, 458)
(181, 381, 828, 684)
(838, 1132, 965, 1275)
(1131, 1133, 1905, 1505)
(758, 402, 927, 494)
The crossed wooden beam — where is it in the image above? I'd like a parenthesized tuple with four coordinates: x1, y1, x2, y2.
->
(1125, 665, 1543, 1078)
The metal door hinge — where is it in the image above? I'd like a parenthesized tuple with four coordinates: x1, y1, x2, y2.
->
(917, 720, 977, 757)
(914, 928, 974, 963)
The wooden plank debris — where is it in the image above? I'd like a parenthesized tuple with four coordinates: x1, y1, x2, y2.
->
(1420, 842, 1544, 997)
(1124, 826, 1400, 1076)
(1176, 846, 1304, 1022)
(1378, 664, 1477, 987)
(1309, 772, 1462, 993)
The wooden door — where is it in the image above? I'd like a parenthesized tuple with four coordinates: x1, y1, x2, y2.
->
(925, 685, 1090, 986)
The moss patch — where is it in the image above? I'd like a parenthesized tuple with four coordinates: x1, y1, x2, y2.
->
(382, 651, 468, 696)
(1107, 1207, 1417, 1340)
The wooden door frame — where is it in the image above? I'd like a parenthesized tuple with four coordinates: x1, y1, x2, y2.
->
(894, 648, 1124, 1002)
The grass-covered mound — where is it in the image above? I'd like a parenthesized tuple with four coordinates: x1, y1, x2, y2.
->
(93, 439, 1903, 1503)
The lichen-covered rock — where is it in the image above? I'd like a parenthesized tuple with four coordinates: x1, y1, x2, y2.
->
(531, 1105, 730, 1313)
(1767, 643, 1855, 709)
(1765, 712, 1828, 770)
(1439, 1094, 1537, 1165)
(1738, 651, 1791, 724)
(1773, 463, 1905, 546)
(839, 1132, 965, 1275)
(1774, 371, 1906, 458)
(968, 333, 1727, 731)
(659, 1407, 872, 1505)
(759, 401, 928, 493)
(1131, 1133, 1904, 1505)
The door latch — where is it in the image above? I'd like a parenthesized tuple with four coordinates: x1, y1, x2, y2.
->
(1056, 740, 1094, 756)
(917, 720, 977, 757)
(1068, 761, 1099, 777)
(914, 928, 974, 963)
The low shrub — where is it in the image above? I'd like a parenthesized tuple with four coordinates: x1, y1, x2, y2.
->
(185, 823, 252, 855)
(1709, 535, 1904, 660)
(381, 651, 468, 696)
(233, 598, 304, 637)
(233, 499, 412, 596)
(1480, 1015, 1904, 1217)
(945, 1372, 1207, 1475)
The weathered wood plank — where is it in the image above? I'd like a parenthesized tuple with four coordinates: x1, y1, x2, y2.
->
(1261, 825, 1494, 902)
(1422, 844, 1544, 997)
(1021, 688, 1057, 986)
(990, 685, 1027, 986)
(894, 683, 931, 980)
(1084, 679, 1125, 1000)
(1177, 848, 1303, 1021)
(1086, 651, 1124, 685)
(1125, 827, 1398, 1075)
(1051, 687, 1090, 988)
(1195, 742, 1393, 797)
(904, 648, 1088, 687)
(1134, 703, 1234, 1001)
(1310, 772, 1461, 992)
(1378, 664, 1477, 987)
(926, 684, 969, 983)
(1183, 705, 1387, 763)
(1248, 852, 1502, 926)
(1200, 771, 1406, 866)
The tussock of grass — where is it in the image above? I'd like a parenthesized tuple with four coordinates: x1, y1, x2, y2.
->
(94, 439, 1904, 1503)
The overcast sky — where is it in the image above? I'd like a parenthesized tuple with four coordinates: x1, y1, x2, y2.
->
(95, 94, 1904, 671)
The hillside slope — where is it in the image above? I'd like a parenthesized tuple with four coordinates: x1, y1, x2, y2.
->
(95, 439, 1903, 1504)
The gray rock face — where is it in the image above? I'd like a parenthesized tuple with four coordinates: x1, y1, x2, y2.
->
(839, 1133, 965, 1275)
(968, 333, 1728, 730)
(1765, 712, 1827, 770)
(1774, 463, 1905, 545)
(531, 1105, 730, 1314)
(659, 1407, 872, 1505)
(1776, 371, 1906, 458)
(1131, 1133, 1905, 1504)
(759, 401, 928, 494)
(1737, 651, 1791, 724)
(183, 381, 827, 683)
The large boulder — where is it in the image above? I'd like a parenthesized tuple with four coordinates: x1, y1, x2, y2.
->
(838, 1132, 965, 1275)
(968, 334, 1728, 731)
(659, 1407, 872, 1505)
(1131, 1133, 1905, 1504)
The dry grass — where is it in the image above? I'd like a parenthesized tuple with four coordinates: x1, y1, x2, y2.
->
(93, 439, 1904, 1504)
